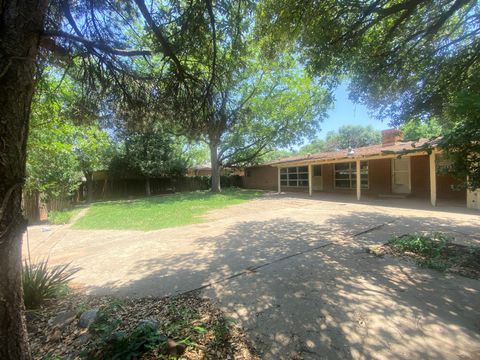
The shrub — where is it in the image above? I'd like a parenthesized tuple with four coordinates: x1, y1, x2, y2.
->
(23, 259, 78, 309)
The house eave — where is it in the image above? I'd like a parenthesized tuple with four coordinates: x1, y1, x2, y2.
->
(268, 149, 441, 168)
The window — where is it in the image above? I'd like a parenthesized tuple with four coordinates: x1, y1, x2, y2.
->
(245, 169, 252, 177)
(334, 161, 368, 189)
(280, 166, 309, 187)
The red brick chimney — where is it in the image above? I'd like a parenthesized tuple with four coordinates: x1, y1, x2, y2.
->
(381, 129, 404, 147)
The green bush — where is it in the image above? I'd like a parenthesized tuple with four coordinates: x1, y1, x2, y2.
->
(23, 259, 78, 309)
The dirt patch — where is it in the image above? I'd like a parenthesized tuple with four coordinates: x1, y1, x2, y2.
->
(367, 234, 480, 279)
(27, 291, 258, 359)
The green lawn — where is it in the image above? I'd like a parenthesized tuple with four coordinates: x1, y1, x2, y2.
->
(72, 189, 263, 231)
(48, 207, 83, 225)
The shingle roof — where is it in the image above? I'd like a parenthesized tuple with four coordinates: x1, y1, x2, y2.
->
(265, 138, 439, 166)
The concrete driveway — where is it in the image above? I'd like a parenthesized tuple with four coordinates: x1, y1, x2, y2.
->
(25, 193, 480, 359)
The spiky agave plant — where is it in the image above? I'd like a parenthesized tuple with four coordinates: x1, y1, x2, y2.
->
(22, 259, 79, 309)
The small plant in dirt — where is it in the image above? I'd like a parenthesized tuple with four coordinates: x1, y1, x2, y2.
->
(84, 301, 183, 359)
(22, 258, 79, 309)
(384, 233, 480, 278)
(27, 295, 259, 359)
(389, 233, 450, 258)
(211, 318, 235, 348)
(86, 320, 168, 359)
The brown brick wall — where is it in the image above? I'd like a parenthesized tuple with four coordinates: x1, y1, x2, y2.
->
(410, 155, 430, 198)
(245, 156, 465, 201)
(322, 163, 334, 191)
(320, 160, 391, 195)
(367, 159, 391, 195)
(437, 173, 465, 200)
(243, 165, 277, 190)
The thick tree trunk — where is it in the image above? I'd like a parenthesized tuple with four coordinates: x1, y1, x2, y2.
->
(0, 2, 47, 358)
(145, 177, 151, 196)
(86, 173, 94, 203)
(209, 143, 221, 193)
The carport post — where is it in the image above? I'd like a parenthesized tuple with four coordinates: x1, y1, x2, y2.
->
(277, 167, 281, 194)
(308, 164, 313, 196)
(356, 159, 361, 201)
(429, 151, 437, 206)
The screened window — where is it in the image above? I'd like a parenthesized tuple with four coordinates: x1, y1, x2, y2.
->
(334, 161, 368, 189)
(280, 166, 309, 187)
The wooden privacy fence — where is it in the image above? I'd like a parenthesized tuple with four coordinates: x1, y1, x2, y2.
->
(22, 192, 72, 222)
(22, 175, 244, 221)
(87, 175, 244, 201)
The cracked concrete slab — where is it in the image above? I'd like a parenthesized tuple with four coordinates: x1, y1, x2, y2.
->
(25, 193, 480, 359)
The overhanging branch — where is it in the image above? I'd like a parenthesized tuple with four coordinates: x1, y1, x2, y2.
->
(42, 30, 151, 57)
(133, 0, 185, 78)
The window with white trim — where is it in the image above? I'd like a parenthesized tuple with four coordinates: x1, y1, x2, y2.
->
(280, 166, 309, 187)
(334, 161, 369, 189)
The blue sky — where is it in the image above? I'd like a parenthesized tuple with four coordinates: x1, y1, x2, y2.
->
(317, 81, 387, 139)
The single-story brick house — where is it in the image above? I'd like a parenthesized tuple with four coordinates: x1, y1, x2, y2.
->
(244, 129, 479, 209)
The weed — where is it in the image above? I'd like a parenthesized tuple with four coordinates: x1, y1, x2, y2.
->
(387, 233, 480, 278)
(86, 321, 167, 359)
(389, 233, 451, 258)
(211, 318, 235, 348)
(85, 305, 168, 359)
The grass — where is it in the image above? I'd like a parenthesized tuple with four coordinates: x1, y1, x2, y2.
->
(386, 233, 480, 277)
(72, 188, 262, 231)
(48, 207, 82, 225)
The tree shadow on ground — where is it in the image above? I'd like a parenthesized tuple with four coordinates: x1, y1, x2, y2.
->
(85, 211, 480, 359)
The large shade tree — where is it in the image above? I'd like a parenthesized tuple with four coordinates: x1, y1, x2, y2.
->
(0, 1, 195, 357)
(297, 125, 381, 154)
(258, 0, 480, 188)
(0, 1, 327, 355)
(324, 125, 381, 150)
(115, 1, 331, 192)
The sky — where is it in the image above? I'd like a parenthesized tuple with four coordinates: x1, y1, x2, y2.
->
(317, 81, 388, 139)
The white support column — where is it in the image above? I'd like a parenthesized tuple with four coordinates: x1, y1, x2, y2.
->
(429, 152, 437, 206)
(308, 164, 313, 196)
(356, 159, 361, 201)
(277, 167, 281, 194)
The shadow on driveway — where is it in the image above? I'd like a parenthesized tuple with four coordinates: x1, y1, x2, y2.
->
(85, 211, 480, 359)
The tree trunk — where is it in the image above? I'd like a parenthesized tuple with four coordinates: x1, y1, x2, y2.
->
(0, 2, 47, 358)
(209, 142, 221, 193)
(145, 177, 151, 196)
(86, 173, 94, 203)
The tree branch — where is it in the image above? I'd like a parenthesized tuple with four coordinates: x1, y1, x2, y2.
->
(42, 30, 151, 56)
(205, 0, 217, 99)
(133, 0, 185, 78)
